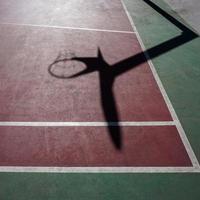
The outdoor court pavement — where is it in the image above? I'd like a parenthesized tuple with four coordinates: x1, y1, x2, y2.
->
(0, 0, 200, 199)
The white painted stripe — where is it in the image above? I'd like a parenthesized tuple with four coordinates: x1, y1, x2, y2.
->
(0, 2, 198, 174)
(0, 22, 135, 34)
(0, 166, 200, 173)
(120, 0, 200, 168)
(0, 121, 175, 127)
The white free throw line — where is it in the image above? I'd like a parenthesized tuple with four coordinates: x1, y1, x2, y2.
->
(0, 166, 200, 173)
(120, 0, 200, 168)
(0, 22, 135, 34)
(0, 121, 175, 127)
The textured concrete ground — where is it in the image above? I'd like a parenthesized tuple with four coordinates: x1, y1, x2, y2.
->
(0, 0, 200, 199)
(164, 0, 200, 33)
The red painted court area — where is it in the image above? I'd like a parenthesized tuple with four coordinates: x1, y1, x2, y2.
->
(0, 126, 191, 166)
(0, 0, 193, 168)
(0, 29, 171, 122)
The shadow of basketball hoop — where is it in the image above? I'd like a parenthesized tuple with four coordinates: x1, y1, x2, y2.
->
(48, 0, 198, 150)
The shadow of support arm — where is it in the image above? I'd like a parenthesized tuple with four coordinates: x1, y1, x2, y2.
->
(112, 0, 198, 76)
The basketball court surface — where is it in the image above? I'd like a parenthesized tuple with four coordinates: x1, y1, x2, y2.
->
(0, 0, 200, 199)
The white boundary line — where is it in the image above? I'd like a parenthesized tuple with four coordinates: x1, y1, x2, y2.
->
(0, 22, 135, 34)
(0, 166, 200, 173)
(0, 121, 175, 127)
(0, 1, 199, 173)
(120, 0, 200, 169)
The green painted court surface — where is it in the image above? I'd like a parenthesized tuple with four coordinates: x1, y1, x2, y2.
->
(0, 0, 200, 199)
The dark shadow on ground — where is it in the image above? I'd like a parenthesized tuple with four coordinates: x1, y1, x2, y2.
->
(48, 0, 198, 150)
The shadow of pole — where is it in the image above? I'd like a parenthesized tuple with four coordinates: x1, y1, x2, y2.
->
(48, 0, 198, 150)
(68, 49, 122, 149)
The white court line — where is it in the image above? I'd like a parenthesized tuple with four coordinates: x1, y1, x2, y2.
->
(0, 166, 200, 173)
(120, 0, 200, 168)
(0, 121, 175, 127)
(0, 22, 135, 34)
(0, 2, 199, 174)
